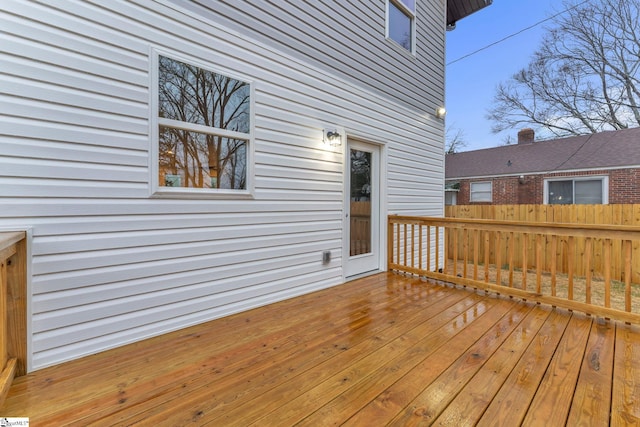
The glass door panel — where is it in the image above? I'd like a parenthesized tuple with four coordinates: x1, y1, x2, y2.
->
(350, 149, 372, 256)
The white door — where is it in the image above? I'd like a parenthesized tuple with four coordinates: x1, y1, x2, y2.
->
(345, 140, 380, 277)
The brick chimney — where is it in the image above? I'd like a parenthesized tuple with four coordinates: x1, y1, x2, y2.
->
(517, 128, 535, 144)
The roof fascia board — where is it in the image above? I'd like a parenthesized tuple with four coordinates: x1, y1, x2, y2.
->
(446, 164, 640, 181)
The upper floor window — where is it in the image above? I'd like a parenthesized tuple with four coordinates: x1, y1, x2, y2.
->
(546, 177, 608, 204)
(470, 181, 492, 202)
(387, 0, 416, 53)
(152, 51, 253, 197)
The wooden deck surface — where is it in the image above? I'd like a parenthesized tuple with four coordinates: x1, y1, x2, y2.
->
(3, 272, 640, 426)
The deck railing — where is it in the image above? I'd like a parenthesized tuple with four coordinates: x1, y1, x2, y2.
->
(350, 201, 371, 256)
(0, 231, 26, 407)
(388, 216, 640, 324)
(446, 204, 640, 283)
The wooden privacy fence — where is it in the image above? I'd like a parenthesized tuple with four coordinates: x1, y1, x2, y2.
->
(0, 232, 26, 408)
(445, 204, 640, 224)
(388, 215, 640, 324)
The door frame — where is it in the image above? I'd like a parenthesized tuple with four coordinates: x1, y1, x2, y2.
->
(342, 134, 387, 280)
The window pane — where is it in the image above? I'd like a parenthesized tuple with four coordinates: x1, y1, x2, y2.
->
(350, 149, 372, 256)
(472, 182, 491, 192)
(445, 192, 457, 206)
(159, 56, 250, 133)
(575, 180, 602, 204)
(159, 126, 246, 190)
(399, 0, 415, 12)
(389, 2, 412, 50)
(548, 181, 573, 204)
(470, 182, 491, 202)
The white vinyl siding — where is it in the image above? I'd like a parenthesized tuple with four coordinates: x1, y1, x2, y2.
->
(186, 0, 444, 112)
(1, 0, 445, 371)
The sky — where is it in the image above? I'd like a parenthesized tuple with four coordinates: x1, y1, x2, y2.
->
(445, 0, 561, 152)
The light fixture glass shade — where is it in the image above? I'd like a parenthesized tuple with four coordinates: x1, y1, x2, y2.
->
(323, 129, 342, 146)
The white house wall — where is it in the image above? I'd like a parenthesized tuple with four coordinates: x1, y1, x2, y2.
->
(0, 0, 446, 370)
(185, 0, 445, 114)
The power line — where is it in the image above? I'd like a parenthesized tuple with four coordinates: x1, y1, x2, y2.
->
(553, 132, 595, 171)
(446, 0, 590, 66)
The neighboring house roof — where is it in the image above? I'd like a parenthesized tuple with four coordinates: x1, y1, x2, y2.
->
(447, 0, 492, 27)
(446, 127, 640, 179)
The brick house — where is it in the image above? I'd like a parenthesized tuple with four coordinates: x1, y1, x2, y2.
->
(445, 127, 640, 205)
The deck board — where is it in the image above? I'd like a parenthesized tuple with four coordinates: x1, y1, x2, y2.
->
(3, 272, 640, 426)
(386, 302, 531, 426)
(290, 297, 505, 427)
(522, 313, 592, 426)
(431, 304, 551, 426)
(612, 322, 640, 425)
(567, 318, 615, 426)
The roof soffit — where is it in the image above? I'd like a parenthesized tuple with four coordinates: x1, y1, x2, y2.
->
(447, 0, 492, 26)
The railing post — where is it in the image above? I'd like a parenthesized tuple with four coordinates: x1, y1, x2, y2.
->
(495, 231, 502, 287)
(508, 232, 514, 288)
(625, 240, 632, 312)
(551, 235, 557, 297)
(585, 237, 593, 305)
(536, 234, 542, 294)
(568, 236, 575, 301)
(428, 226, 432, 272)
(387, 217, 394, 270)
(440, 226, 444, 272)
(521, 233, 528, 291)
(484, 231, 490, 283)
(435, 226, 440, 273)
(0, 231, 27, 408)
(463, 229, 469, 279)
(604, 239, 611, 308)
(473, 229, 479, 281)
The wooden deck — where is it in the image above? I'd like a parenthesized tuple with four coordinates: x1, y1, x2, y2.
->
(3, 272, 640, 426)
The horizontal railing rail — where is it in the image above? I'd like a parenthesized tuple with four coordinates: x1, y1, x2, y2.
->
(388, 216, 640, 324)
(0, 231, 26, 408)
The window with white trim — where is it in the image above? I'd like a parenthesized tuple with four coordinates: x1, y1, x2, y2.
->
(470, 181, 492, 202)
(546, 177, 608, 204)
(445, 191, 457, 205)
(387, 0, 416, 53)
(152, 52, 252, 196)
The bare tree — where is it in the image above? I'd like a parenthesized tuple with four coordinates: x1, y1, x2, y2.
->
(501, 134, 517, 146)
(445, 125, 467, 154)
(488, 0, 640, 138)
(159, 56, 249, 189)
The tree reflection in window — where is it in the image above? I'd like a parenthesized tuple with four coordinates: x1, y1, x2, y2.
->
(158, 55, 250, 190)
(351, 150, 371, 201)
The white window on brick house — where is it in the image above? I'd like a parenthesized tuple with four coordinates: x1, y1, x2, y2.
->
(470, 181, 492, 202)
(545, 176, 608, 204)
(386, 0, 416, 53)
(445, 190, 457, 205)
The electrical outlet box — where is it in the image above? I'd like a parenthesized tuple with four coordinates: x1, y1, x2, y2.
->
(322, 251, 331, 264)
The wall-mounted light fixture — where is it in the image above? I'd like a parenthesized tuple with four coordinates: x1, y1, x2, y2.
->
(323, 128, 342, 146)
(435, 106, 447, 119)
(518, 175, 526, 184)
